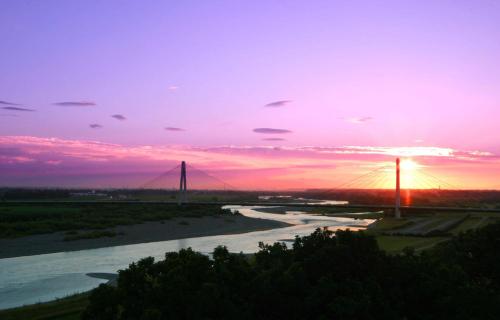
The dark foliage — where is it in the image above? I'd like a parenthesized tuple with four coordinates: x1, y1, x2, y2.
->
(299, 189, 500, 208)
(1, 188, 71, 200)
(83, 224, 500, 320)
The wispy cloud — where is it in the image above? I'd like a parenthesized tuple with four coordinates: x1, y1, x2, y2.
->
(253, 128, 293, 134)
(53, 101, 96, 107)
(0, 100, 21, 106)
(1, 106, 35, 112)
(263, 138, 286, 141)
(265, 100, 292, 107)
(45, 160, 62, 165)
(168, 86, 179, 91)
(111, 114, 126, 121)
(344, 116, 373, 124)
(89, 124, 103, 129)
(165, 127, 185, 132)
(0, 114, 19, 117)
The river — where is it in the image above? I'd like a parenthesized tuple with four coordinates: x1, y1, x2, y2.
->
(0, 205, 375, 310)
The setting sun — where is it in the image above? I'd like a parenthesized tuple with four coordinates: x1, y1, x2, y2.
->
(400, 159, 420, 172)
(400, 159, 422, 189)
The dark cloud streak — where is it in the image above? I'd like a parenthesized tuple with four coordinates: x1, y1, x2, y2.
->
(89, 124, 103, 129)
(54, 101, 96, 107)
(2, 106, 35, 112)
(165, 127, 185, 132)
(253, 128, 292, 134)
(0, 100, 21, 106)
(111, 114, 126, 121)
(265, 100, 292, 107)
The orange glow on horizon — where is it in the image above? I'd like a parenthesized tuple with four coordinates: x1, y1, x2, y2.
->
(0, 136, 498, 190)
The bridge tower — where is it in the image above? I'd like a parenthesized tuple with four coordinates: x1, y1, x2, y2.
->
(395, 158, 401, 219)
(178, 161, 187, 205)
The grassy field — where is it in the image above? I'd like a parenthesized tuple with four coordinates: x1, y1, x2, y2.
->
(449, 217, 482, 235)
(376, 235, 448, 253)
(370, 211, 500, 252)
(477, 216, 500, 227)
(0, 203, 231, 238)
(0, 293, 88, 320)
(366, 217, 413, 232)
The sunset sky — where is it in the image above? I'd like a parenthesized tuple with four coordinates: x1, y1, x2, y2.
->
(1, 0, 499, 189)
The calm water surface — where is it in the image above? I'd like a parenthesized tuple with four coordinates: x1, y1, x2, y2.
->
(0, 205, 374, 309)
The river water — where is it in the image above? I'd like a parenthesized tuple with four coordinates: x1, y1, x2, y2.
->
(0, 205, 375, 310)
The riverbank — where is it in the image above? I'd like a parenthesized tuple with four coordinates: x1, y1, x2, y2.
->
(0, 215, 290, 259)
(0, 292, 89, 320)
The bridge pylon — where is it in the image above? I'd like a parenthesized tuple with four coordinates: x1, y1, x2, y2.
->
(395, 158, 401, 219)
(178, 161, 187, 205)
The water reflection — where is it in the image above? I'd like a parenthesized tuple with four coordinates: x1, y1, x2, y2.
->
(0, 206, 374, 310)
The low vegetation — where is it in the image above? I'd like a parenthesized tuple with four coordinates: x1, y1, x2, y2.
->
(0, 203, 232, 238)
(63, 230, 120, 242)
(299, 189, 500, 208)
(375, 235, 447, 253)
(0, 293, 88, 320)
(369, 213, 500, 252)
(3, 188, 500, 208)
(366, 216, 413, 232)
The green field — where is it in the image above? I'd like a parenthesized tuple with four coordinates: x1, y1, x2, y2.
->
(370, 211, 500, 252)
(450, 217, 482, 235)
(376, 235, 448, 252)
(366, 217, 413, 232)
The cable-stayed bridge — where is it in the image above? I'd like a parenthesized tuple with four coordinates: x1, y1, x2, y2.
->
(131, 159, 500, 216)
(5, 159, 500, 215)
(140, 161, 238, 192)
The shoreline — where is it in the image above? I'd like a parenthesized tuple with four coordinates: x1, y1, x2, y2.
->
(0, 215, 290, 259)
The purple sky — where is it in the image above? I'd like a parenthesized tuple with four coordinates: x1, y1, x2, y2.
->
(1, 0, 500, 189)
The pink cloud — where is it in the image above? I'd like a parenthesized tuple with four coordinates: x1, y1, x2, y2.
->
(343, 116, 373, 124)
(0, 155, 35, 163)
(0, 136, 498, 189)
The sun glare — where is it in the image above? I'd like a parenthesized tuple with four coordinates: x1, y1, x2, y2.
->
(400, 159, 421, 189)
(400, 159, 419, 171)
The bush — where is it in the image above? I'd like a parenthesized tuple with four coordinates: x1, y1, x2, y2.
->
(63, 230, 118, 241)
